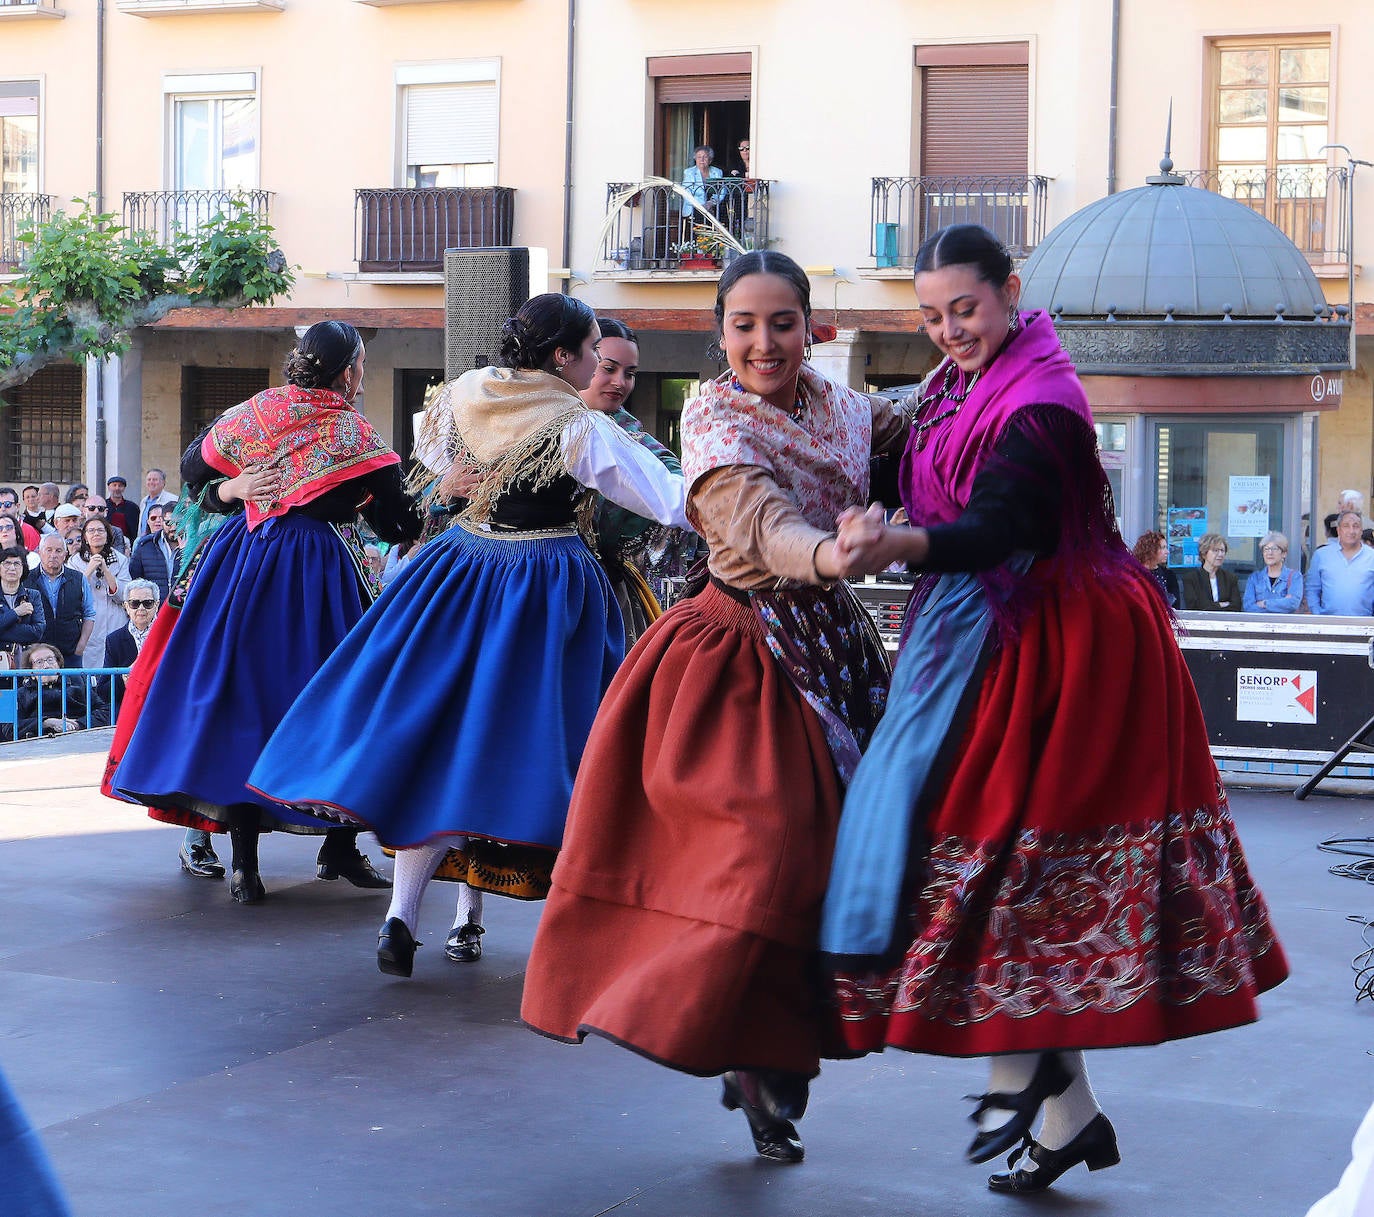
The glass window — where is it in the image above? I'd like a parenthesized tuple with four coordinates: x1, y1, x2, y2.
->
(0, 80, 39, 195)
(171, 93, 258, 191)
(656, 377, 700, 454)
(1153, 420, 1285, 575)
(402, 81, 497, 189)
(1095, 420, 1128, 536)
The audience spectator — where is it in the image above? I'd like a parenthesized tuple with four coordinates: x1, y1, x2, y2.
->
(1243, 531, 1304, 613)
(67, 516, 130, 669)
(1307, 511, 1374, 616)
(24, 534, 95, 665)
(36, 483, 60, 528)
(381, 539, 418, 588)
(0, 513, 39, 567)
(20, 485, 48, 536)
(139, 468, 178, 534)
(103, 577, 157, 707)
(127, 504, 180, 602)
(52, 503, 82, 555)
(1131, 530, 1181, 607)
(4, 641, 109, 740)
(0, 488, 16, 512)
(0, 546, 45, 667)
(1179, 533, 1241, 611)
(81, 495, 129, 555)
(63, 484, 89, 508)
(1339, 489, 1366, 517)
(105, 475, 139, 541)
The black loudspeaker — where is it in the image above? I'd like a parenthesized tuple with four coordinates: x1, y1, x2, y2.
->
(443, 247, 531, 380)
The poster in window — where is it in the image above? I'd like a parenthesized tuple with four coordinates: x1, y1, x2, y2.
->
(1167, 506, 1208, 568)
(1228, 475, 1270, 538)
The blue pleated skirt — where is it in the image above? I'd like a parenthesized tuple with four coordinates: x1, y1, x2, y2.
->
(112, 512, 367, 831)
(248, 523, 625, 850)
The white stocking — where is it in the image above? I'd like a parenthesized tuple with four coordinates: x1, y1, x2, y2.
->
(452, 881, 483, 930)
(384, 840, 448, 933)
(978, 1053, 1042, 1134)
(1037, 1051, 1103, 1150)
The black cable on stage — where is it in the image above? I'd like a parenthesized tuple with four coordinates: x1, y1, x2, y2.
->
(1350, 917, 1374, 1003)
(1319, 839, 1374, 1000)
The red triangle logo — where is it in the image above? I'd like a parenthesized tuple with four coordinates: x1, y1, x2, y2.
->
(1297, 685, 1317, 716)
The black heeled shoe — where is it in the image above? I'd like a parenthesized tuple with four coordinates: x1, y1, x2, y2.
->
(229, 869, 266, 904)
(444, 923, 484, 963)
(987, 1113, 1120, 1193)
(720, 1071, 805, 1163)
(965, 1053, 1072, 1164)
(317, 851, 393, 889)
(377, 917, 419, 978)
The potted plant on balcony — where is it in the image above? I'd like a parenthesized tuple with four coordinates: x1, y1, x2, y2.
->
(672, 230, 724, 271)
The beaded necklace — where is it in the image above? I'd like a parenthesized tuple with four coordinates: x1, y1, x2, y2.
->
(911, 360, 981, 451)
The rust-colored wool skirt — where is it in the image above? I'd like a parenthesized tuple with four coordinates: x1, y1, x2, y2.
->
(521, 583, 843, 1077)
(830, 569, 1289, 1057)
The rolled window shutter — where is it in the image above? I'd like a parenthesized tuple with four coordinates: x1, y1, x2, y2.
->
(921, 65, 1028, 176)
(654, 74, 751, 104)
(405, 81, 497, 167)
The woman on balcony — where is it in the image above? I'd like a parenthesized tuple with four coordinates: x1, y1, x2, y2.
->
(822, 224, 1287, 1195)
(248, 294, 690, 976)
(521, 252, 910, 1166)
(581, 316, 698, 645)
(111, 321, 420, 904)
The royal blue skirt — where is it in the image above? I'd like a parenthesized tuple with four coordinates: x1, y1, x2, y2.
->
(249, 523, 625, 850)
(112, 512, 368, 831)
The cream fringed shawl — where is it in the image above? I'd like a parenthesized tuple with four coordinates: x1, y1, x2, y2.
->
(411, 366, 594, 523)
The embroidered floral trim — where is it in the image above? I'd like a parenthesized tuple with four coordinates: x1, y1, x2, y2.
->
(834, 803, 1282, 1026)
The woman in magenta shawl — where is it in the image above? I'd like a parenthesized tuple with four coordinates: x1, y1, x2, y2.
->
(821, 225, 1287, 1196)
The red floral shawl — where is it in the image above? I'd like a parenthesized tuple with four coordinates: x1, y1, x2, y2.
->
(202, 386, 398, 530)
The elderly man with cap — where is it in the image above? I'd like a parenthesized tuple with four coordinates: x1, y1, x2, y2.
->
(51, 503, 83, 558)
(105, 476, 139, 542)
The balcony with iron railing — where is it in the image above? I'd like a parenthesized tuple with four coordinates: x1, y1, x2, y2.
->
(599, 179, 772, 277)
(355, 187, 515, 274)
(121, 189, 272, 244)
(0, 0, 65, 17)
(0, 194, 52, 272)
(1181, 165, 1350, 269)
(869, 175, 1050, 271)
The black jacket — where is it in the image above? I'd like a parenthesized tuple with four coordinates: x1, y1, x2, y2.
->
(1180, 566, 1242, 612)
(128, 533, 180, 602)
(0, 588, 46, 651)
(22, 567, 88, 661)
(0, 674, 109, 741)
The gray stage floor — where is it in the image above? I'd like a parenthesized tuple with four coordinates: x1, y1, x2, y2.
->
(1, 731, 1370, 1216)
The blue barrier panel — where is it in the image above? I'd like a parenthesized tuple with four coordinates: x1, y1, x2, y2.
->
(0, 666, 130, 743)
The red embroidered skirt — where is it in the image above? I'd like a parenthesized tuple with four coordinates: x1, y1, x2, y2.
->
(830, 569, 1288, 1057)
(521, 583, 843, 1077)
(100, 606, 219, 835)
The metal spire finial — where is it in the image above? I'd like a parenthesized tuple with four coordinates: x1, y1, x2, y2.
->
(1147, 100, 1185, 185)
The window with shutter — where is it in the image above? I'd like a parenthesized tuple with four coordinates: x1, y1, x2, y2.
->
(648, 54, 752, 182)
(919, 63, 1028, 177)
(0, 80, 40, 195)
(403, 80, 498, 188)
(1, 364, 83, 484)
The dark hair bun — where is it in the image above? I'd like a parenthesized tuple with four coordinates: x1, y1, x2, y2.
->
(283, 320, 363, 390)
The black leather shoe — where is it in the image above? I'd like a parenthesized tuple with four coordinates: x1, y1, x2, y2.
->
(377, 917, 418, 977)
(444, 923, 484, 963)
(229, 869, 266, 904)
(317, 852, 393, 889)
(721, 1071, 805, 1163)
(987, 1113, 1120, 1193)
(966, 1052, 1073, 1164)
(179, 840, 225, 880)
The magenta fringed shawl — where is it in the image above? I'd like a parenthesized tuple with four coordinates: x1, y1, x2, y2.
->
(901, 310, 1090, 527)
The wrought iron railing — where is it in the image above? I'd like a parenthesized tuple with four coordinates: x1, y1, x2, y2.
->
(0, 193, 51, 271)
(355, 187, 514, 272)
(0, 0, 63, 10)
(1181, 166, 1350, 263)
(601, 179, 772, 272)
(870, 175, 1050, 267)
(122, 189, 272, 244)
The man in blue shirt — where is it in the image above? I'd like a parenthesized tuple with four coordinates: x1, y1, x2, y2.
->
(23, 533, 95, 664)
(1307, 510, 1374, 615)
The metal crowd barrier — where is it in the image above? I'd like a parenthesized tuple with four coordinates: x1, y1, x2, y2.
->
(0, 666, 129, 743)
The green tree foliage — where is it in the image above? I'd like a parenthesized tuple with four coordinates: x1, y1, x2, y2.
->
(0, 198, 293, 392)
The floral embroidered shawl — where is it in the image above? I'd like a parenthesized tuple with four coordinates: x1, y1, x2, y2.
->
(202, 386, 397, 531)
(682, 363, 872, 532)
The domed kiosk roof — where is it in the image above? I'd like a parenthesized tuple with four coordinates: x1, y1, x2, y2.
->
(1019, 171, 1328, 319)
(1016, 161, 1348, 374)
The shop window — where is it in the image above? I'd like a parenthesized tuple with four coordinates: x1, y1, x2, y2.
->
(650, 54, 751, 186)
(656, 376, 700, 455)
(1208, 35, 1332, 246)
(1154, 419, 1286, 576)
(0, 79, 40, 195)
(1, 363, 83, 483)
(397, 62, 498, 188)
(165, 72, 259, 192)
(1095, 420, 1128, 537)
(396, 368, 444, 468)
(181, 365, 269, 450)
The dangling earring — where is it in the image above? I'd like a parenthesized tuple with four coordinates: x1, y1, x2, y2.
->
(804, 339, 813, 362)
(1008, 302, 1022, 334)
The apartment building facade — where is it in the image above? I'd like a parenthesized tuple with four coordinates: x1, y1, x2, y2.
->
(0, 0, 1370, 558)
